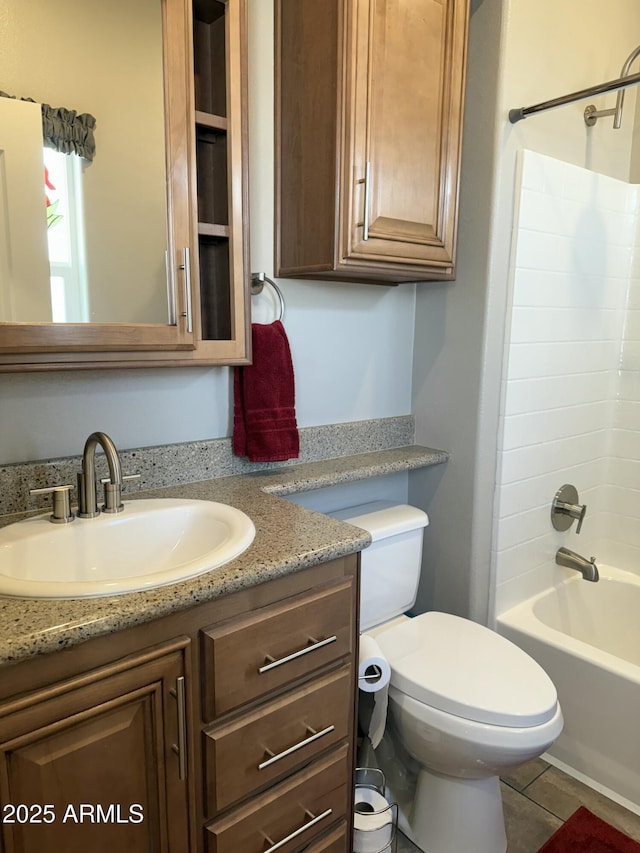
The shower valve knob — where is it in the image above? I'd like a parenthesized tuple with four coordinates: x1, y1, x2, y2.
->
(551, 484, 587, 534)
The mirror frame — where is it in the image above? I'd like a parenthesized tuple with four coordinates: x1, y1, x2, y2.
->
(0, 0, 252, 372)
(0, 0, 196, 370)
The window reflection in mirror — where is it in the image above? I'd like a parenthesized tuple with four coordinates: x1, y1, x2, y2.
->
(0, 0, 171, 326)
(45, 148, 88, 322)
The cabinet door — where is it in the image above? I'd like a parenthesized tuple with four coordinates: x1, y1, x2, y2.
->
(0, 643, 192, 853)
(276, 0, 468, 284)
(343, 0, 468, 277)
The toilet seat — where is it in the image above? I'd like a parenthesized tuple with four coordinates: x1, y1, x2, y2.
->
(375, 611, 558, 728)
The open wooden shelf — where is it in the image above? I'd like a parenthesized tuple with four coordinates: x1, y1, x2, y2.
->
(195, 110, 228, 131)
(193, 0, 246, 352)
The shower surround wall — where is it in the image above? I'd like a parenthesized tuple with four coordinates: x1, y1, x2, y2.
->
(494, 150, 640, 614)
(613, 258, 640, 568)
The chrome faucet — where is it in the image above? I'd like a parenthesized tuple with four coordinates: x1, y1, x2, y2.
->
(556, 547, 599, 582)
(77, 432, 123, 518)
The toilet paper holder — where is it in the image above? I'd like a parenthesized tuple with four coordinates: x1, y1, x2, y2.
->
(354, 767, 398, 853)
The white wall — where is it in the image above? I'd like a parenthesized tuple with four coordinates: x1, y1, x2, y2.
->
(425, 0, 640, 623)
(0, 0, 416, 465)
(483, 0, 640, 614)
(410, 0, 503, 618)
(494, 150, 636, 613)
(609, 236, 640, 568)
(412, 0, 640, 620)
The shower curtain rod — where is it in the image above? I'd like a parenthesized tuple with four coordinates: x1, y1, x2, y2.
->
(509, 69, 640, 123)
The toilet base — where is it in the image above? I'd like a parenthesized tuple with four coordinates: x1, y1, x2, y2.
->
(403, 767, 507, 853)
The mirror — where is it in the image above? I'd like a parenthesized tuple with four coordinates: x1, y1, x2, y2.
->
(0, 0, 170, 325)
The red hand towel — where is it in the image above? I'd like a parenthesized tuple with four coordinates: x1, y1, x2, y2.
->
(233, 321, 300, 463)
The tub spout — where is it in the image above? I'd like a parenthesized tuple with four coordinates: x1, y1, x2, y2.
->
(556, 547, 599, 582)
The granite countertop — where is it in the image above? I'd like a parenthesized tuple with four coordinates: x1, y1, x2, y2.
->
(0, 445, 447, 666)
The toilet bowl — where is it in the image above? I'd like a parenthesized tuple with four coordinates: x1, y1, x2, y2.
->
(375, 611, 563, 853)
(330, 501, 563, 853)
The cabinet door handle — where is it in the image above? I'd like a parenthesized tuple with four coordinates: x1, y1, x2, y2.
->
(170, 676, 188, 781)
(258, 635, 338, 674)
(262, 808, 333, 853)
(178, 247, 193, 333)
(258, 724, 335, 770)
(363, 160, 371, 240)
(166, 249, 176, 325)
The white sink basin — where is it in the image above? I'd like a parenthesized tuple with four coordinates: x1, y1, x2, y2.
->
(0, 498, 255, 599)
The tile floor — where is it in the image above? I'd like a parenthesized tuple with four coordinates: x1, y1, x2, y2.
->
(395, 758, 640, 852)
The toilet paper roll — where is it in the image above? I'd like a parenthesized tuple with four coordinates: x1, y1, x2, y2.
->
(358, 634, 391, 749)
(353, 787, 394, 853)
(358, 635, 391, 693)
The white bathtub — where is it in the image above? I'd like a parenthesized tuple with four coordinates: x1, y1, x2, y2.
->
(497, 566, 640, 812)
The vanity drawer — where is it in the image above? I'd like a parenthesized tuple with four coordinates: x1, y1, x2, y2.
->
(304, 821, 349, 853)
(201, 577, 354, 719)
(204, 665, 351, 815)
(204, 744, 349, 853)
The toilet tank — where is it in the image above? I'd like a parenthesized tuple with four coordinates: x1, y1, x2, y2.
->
(329, 501, 429, 631)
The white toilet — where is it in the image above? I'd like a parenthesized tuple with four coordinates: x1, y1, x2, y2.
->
(331, 501, 563, 853)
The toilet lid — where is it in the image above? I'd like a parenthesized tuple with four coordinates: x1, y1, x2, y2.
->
(374, 612, 558, 728)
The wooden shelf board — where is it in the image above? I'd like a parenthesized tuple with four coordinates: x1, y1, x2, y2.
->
(195, 111, 228, 131)
(198, 223, 230, 238)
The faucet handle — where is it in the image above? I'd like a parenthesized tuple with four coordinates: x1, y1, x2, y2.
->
(29, 484, 75, 524)
(551, 484, 587, 534)
(99, 474, 140, 514)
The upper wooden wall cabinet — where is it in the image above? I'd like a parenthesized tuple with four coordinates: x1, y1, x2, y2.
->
(275, 0, 469, 284)
(0, 0, 249, 371)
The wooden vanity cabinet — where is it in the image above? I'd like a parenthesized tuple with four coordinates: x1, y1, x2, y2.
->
(275, 0, 469, 284)
(0, 556, 358, 853)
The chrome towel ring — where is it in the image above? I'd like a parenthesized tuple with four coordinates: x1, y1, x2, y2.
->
(250, 272, 285, 323)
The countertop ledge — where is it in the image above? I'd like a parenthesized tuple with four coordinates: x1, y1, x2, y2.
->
(0, 445, 447, 666)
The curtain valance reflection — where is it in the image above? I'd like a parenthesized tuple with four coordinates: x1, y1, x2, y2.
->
(0, 91, 96, 162)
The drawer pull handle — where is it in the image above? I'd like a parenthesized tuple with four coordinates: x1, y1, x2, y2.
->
(262, 808, 333, 853)
(258, 724, 335, 770)
(258, 635, 338, 674)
